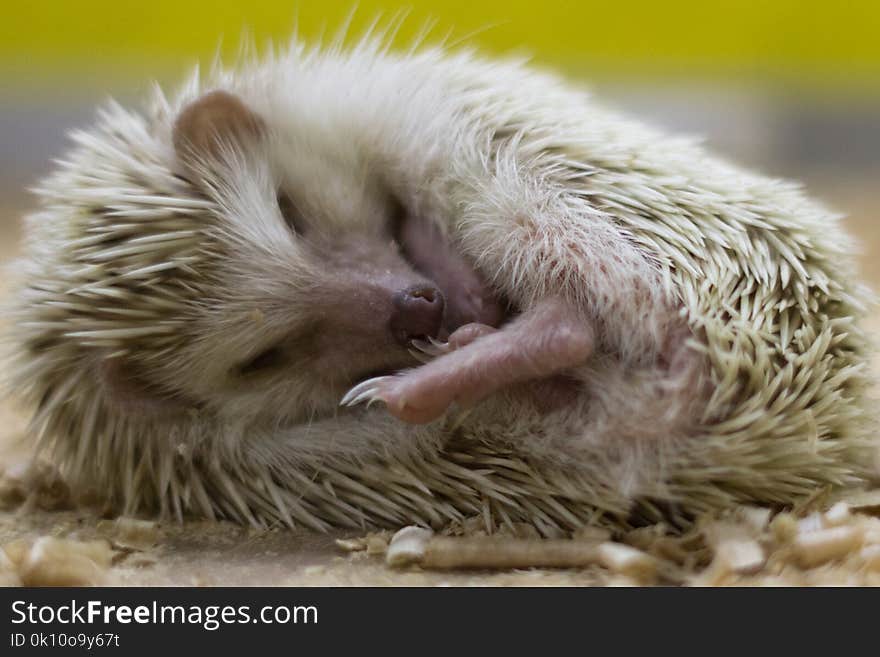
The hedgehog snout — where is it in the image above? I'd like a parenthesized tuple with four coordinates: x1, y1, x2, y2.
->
(389, 284, 445, 346)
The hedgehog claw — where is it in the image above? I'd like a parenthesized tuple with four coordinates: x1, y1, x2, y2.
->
(340, 376, 394, 407)
(352, 389, 380, 407)
(408, 348, 432, 364)
(410, 338, 450, 357)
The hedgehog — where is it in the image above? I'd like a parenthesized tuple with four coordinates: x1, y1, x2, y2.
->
(5, 33, 877, 536)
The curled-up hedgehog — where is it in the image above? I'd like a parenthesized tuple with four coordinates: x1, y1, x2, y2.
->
(6, 34, 877, 535)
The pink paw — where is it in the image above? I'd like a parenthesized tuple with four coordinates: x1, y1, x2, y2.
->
(340, 304, 593, 425)
(341, 325, 498, 423)
(340, 372, 453, 424)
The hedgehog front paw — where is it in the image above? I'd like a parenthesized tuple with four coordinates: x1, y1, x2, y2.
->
(340, 307, 594, 425)
(340, 370, 455, 424)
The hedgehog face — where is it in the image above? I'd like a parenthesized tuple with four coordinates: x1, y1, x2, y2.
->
(20, 89, 503, 428)
(137, 90, 456, 423)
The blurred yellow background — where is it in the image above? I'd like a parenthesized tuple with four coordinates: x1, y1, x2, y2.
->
(2, 1, 880, 87)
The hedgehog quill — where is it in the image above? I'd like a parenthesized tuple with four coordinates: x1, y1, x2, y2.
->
(6, 35, 877, 535)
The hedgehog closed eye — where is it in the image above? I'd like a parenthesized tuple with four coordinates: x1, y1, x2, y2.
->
(235, 345, 289, 376)
(277, 191, 306, 235)
(387, 195, 407, 242)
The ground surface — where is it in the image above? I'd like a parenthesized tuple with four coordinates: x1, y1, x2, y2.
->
(1, 172, 879, 587)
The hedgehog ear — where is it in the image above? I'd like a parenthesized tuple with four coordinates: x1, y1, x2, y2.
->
(172, 90, 266, 177)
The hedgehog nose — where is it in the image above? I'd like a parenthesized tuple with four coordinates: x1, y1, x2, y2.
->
(390, 285, 445, 346)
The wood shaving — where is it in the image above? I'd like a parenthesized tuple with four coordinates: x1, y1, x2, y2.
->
(386, 527, 434, 567)
(0, 548, 22, 587)
(3, 536, 113, 586)
(793, 526, 865, 568)
(351, 493, 880, 585)
(0, 460, 71, 512)
(97, 517, 160, 550)
(335, 531, 392, 555)
(385, 526, 656, 582)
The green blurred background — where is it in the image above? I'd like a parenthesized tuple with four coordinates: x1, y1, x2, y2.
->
(1, 1, 878, 278)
